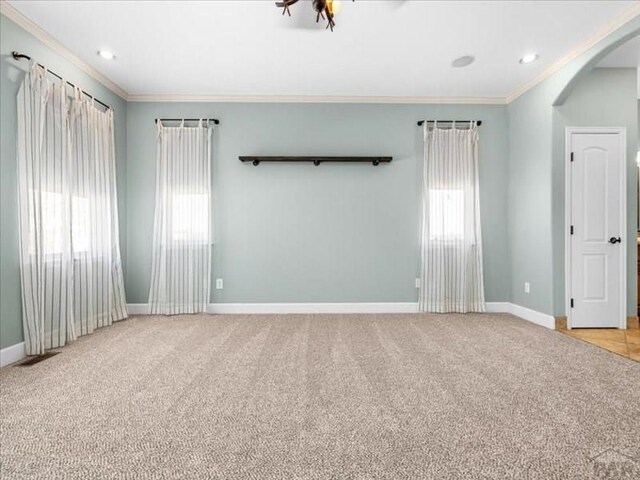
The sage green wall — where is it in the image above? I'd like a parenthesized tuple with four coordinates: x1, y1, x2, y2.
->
(552, 68, 638, 316)
(2, 10, 639, 351)
(126, 103, 510, 305)
(507, 82, 555, 314)
(0, 14, 127, 349)
(507, 67, 638, 317)
(507, 19, 640, 317)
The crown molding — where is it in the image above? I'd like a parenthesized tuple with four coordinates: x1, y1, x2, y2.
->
(126, 94, 507, 105)
(506, 1, 640, 103)
(3, 0, 638, 106)
(4, 0, 504, 106)
(0, 1, 128, 100)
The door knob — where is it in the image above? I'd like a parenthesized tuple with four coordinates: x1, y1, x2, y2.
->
(608, 237, 622, 244)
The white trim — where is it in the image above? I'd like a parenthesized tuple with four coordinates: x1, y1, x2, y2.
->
(126, 303, 150, 315)
(126, 302, 553, 329)
(0, 2, 128, 100)
(564, 127, 628, 330)
(0, 342, 26, 367)
(126, 302, 422, 315)
(127, 94, 506, 105)
(506, 3, 640, 103)
(131, 302, 506, 315)
(206, 302, 420, 314)
(565, 128, 572, 327)
(506, 304, 556, 330)
(484, 302, 512, 313)
(208, 302, 518, 315)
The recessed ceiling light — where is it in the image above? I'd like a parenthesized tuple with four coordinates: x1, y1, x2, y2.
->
(97, 50, 115, 60)
(519, 53, 539, 64)
(452, 55, 475, 68)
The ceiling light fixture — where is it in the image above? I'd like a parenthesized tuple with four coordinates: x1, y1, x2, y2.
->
(97, 50, 115, 60)
(452, 55, 475, 68)
(276, 0, 353, 31)
(519, 53, 539, 64)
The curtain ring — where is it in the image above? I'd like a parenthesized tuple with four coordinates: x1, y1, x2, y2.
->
(32, 61, 46, 85)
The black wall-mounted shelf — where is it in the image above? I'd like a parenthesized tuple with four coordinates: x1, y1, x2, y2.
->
(239, 156, 392, 166)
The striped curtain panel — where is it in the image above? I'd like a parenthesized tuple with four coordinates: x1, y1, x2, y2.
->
(16, 63, 127, 355)
(69, 90, 128, 335)
(148, 121, 213, 315)
(419, 122, 485, 313)
(16, 64, 74, 354)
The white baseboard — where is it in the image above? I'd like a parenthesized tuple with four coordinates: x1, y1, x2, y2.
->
(125, 301, 554, 329)
(128, 301, 517, 315)
(0, 342, 26, 367)
(206, 302, 419, 314)
(126, 304, 150, 315)
(506, 303, 556, 329)
(485, 302, 512, 313)
(126, 302, 419, 315)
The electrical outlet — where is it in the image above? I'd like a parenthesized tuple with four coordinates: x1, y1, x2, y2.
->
(524, 282, 530, 294)
(415, 278, 421, 289)
(216, 278, 224, 290)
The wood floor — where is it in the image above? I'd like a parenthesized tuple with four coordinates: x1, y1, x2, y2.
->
(560, 322, 640, 362)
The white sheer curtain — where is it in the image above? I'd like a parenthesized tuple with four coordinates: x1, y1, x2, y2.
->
(419, 122, 485, 313)
(16, 63, 127, 355)
(69, 89, 128, 335)
(148, 120, 213, 315)
(17, 63, 73, 354)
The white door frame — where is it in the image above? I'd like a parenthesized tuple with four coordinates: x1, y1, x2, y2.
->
(565, 127, 627, 330)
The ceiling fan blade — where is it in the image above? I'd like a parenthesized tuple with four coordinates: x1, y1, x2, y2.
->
(277, 0, 346, 31)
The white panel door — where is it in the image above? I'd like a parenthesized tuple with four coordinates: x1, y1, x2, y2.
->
(569, 132, 624, 328)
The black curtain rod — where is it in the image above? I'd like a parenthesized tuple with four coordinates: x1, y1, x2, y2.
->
(11, 51, 112, 110)
(417, 120, 482, 126)
(155, 118, 220, 125)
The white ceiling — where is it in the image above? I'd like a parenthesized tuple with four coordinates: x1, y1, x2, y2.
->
(6, 0, 638, 99)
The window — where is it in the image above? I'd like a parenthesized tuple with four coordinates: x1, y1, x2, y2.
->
(71, 196, 91, 253)
(29, 191, 64, 255)
(429, 189, 464, 240)
(171, 193, 209, 243)
(28, 192, 91, 256)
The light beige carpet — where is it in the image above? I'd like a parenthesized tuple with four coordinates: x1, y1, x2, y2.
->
(1, 313, 639, 479)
